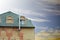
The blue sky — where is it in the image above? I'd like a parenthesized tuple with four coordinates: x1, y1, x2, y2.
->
(0, 0, 60, 33)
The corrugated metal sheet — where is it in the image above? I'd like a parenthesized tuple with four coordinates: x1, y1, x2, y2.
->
(0, 11, 34, 27)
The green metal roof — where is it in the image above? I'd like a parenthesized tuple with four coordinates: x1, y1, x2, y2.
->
(0, 11, 34, 28)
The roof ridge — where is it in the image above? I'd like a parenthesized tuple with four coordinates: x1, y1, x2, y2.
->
(0, 11, 19, 15)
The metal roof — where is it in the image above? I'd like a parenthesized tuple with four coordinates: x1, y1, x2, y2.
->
(0, 11, 34, 28)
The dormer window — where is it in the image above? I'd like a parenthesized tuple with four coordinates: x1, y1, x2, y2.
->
(6, 16, 14, 24)
(20, 16, 25, 25)
(20, 16, 25, 21)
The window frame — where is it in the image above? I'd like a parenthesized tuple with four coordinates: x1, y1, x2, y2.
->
(6, 16, 14, 24)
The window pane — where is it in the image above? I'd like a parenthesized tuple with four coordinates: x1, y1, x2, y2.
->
(6, 16, 14, 23)
(22, 21, 24, 24)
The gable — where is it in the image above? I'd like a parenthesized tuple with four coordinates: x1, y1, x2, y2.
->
(0, 11, 19, 26)
(0, 11, 19, 17)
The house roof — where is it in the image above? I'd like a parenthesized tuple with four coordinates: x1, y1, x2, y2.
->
(0, 11, 34, 28)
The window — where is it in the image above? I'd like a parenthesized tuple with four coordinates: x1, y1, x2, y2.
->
(20, 16, 25, 21)
(20, 16, 25, 25)
(20, 20, 25, 26)
(21, 21, 24, 24)
(6, 16, 14, 23)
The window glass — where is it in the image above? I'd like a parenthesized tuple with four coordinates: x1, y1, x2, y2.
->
(6, 16, 14, 23)
(22, 21, 24, 24)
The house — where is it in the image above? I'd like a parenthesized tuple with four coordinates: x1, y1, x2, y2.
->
(0, 11, 35, 40)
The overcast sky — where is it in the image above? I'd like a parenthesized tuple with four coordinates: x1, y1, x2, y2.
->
(0, 0, 60, 34)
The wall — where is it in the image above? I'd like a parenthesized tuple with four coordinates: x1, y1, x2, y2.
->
(21, 27, 35, 40)
(0, 27, 35, 40)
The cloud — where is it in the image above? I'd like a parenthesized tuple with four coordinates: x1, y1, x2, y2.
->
(55, 30, 60, 33)
(0, 7, 48, 22)
(41, 0, 60, 4)
(0, 0, 60, 16)
(35, 26, 48, 33)
(38, 26, 48, 30)
(33, 0, 60, 5)
(42, 8, 60, 15)
(9, 8, 46, 17)
(26, 17, 50, 22)
(33, 0, 60, 15)
(0, 8, 49, 22)
(1, 7, 60, 16)
(47, 28, 55, 32)
(36, 32, 50, 36)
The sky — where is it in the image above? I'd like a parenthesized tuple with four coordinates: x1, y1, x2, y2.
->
(0, 0, 60, 34)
